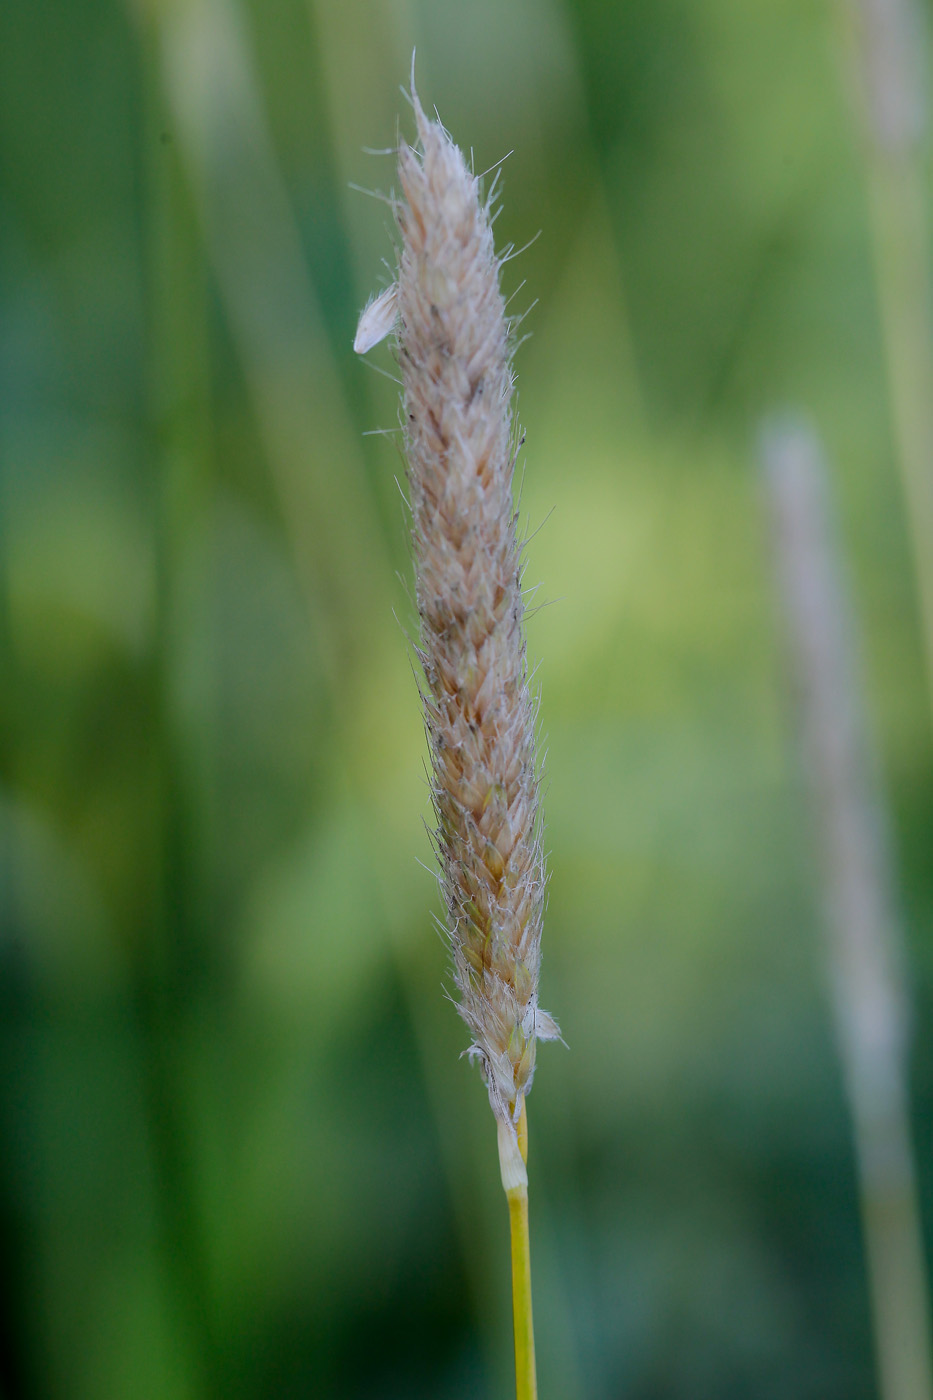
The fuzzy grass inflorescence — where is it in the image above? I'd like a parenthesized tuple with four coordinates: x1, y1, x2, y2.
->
(355, 86, 559, 1140)
(356, 82, 557, 1398)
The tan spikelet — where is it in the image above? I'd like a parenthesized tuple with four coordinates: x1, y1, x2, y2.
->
(355, 88, 559, 1126)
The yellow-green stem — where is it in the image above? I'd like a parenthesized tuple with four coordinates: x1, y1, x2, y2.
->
(506, 1100, 537, 1400)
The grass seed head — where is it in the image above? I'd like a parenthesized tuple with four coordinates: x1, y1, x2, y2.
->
(356, 83, 558, 1126)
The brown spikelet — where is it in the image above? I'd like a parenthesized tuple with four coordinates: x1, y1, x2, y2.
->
(355, 87, 559, 1125)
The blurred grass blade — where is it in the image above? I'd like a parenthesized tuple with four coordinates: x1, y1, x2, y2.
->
(142, 0, 388, 688)
(834, 0, 933, 731)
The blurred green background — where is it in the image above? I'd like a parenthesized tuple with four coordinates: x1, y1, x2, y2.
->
(2, 0, 933, 1395)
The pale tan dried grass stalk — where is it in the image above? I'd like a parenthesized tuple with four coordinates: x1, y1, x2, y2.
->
(355, 78, 558, 1400)
(762, 418, 933, 1400)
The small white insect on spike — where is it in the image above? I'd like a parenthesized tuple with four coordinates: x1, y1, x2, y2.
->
(353, 282, 399, 354)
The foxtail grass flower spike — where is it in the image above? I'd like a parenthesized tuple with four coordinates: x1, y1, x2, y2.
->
(354, 83, 559, 1152)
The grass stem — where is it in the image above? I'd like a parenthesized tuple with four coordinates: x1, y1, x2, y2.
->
(506, 1100, 537, 1400)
